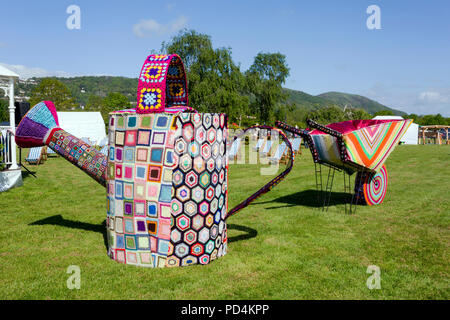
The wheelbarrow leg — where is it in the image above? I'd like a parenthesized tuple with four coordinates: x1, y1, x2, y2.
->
(323, 166, 336, 211)
(343, 171, 350, 214)
(314, 162, 323, 207)
(350, 170, 365, 214)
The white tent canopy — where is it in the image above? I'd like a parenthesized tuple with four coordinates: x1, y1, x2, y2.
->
(0, 65, 20, 79)
(57, 112, 107, 145)
(373, 115, 419, 145)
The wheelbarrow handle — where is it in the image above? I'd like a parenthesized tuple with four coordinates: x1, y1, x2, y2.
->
(306, 119, 343, 139)
(274, 121, 309, 138)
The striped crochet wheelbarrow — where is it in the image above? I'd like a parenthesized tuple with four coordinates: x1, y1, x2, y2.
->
(276, 118, 412, 213)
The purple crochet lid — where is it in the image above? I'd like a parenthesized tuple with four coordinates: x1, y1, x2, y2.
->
(15, 101, 60, 148)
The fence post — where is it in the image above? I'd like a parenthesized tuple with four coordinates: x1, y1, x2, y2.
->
(8, 78, 18, 170)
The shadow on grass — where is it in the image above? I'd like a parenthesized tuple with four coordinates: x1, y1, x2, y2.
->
(30, 215, 109, 252)
(227, 224, 257, 243)
(253, 189, 356, 209)
(29, 216, 258, 249)
(21, 168, 37, 180)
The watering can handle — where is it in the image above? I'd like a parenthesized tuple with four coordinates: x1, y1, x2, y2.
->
(136, 54, 189, 114)
(225, 125, 295, 220)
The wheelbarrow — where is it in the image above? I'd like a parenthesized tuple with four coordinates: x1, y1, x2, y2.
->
(276, 118, 412, 213)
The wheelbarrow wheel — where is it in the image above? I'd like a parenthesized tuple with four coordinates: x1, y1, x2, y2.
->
(354, 165, 388, 206)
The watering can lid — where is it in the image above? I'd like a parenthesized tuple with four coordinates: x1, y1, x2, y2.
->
(136, 54, 189, 114)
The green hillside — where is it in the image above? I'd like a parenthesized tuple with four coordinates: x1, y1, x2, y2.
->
(283, 88, 335, 110)
(16, 76, 404, 117)
(318, 91, 406, 116)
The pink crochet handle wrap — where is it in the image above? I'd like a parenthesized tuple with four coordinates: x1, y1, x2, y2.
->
(136, 54, 189, 114)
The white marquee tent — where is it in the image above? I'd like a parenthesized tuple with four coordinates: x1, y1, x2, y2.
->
(57, 112, 107, 145)
(373, 115, 419, 145)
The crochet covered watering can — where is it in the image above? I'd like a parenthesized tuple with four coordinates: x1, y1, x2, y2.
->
(15, 54, 294, 268)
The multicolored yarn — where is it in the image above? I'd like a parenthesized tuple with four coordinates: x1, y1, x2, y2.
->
(282, 119, 411, 174)
(48, 129, 107, 186)
(136, 54, 188, 113)
(355, 165, 388, 205)
(226, 125, 295, 218)
(276, 119, 407, 206)
(16, 53, 298, 268)
(343, 120, 412, 171)
(106, 110, 228, 267)
(15, 101, 108, 186)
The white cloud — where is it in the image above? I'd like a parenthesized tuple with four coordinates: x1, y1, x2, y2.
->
(419, 91, 449, 103)
(133, 15, 187, 38)
(0, 63, 73, 79)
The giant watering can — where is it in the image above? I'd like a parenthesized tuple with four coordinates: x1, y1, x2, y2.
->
(15, 54, 295, 268)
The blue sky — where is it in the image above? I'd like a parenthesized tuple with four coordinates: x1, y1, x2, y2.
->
(1, 0, 449, 115)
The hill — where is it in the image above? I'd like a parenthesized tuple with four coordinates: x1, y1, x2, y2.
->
(283, 88, 335, 110)
(317, 91, 406, 116)
(15, 76, 405, 116)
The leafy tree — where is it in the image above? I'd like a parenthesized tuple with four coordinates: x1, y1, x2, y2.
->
(346, 107, 371, 120)
(373, 110, 395, 117)
(305, 106, 346, 124)
(404, 113, 419, 122)
(29, 78, 77, 110)
(100, 92, 130, 126)
(162, 29, 249, 122)
(85, 94, 103, 111)
(246, 52, 290, 123)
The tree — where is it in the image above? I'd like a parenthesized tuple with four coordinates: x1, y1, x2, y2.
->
(373, 110, 395, 117)
(100, 92, 130, 126)
(246, 52, 290, 123)
(305, 106, 346, 124)
(85, 94, 103, 111)
(161, 29, 249, 122)
(347, 107, 371, 120)
(29, 78, 77, 110)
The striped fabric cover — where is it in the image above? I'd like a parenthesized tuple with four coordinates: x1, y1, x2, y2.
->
(228, 138, 241, 158)
(270, 142, 287, 160)
(311, 134, 344, 167)
(26, 147, 43, 163)
(291, 137, 302, 152)
(99, 145, 108, 156)
(260, 140, 273, 155)
(343, 119, 412, 171)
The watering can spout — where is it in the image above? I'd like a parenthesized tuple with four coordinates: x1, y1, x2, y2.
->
(15, 101, 108, 186)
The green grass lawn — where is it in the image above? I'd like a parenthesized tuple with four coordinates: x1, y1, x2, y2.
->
(0, 145, 449, 299)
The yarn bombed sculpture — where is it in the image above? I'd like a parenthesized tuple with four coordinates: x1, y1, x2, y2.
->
(15, 54, 295, 267)
(276, 118, 412, 212)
